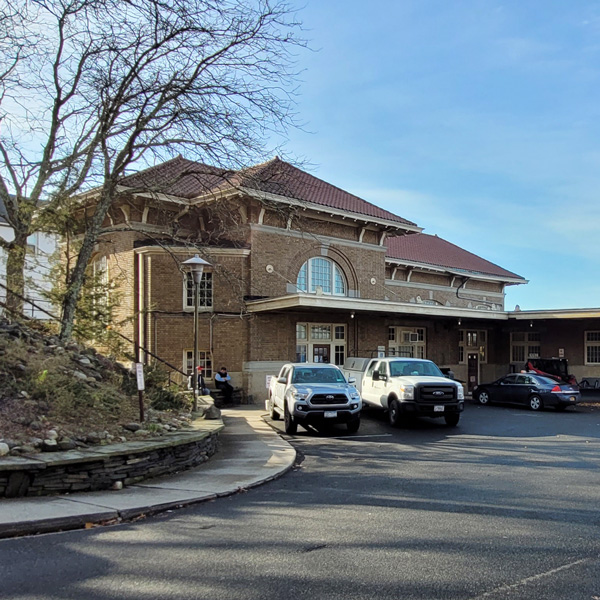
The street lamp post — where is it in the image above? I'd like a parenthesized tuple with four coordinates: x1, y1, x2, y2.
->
(182, 254, 211, 412)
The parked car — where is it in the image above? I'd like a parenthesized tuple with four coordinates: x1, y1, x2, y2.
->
(343, 357, 464, 427)
(474, 373, 581, 411)
(267, 363, 362, 434)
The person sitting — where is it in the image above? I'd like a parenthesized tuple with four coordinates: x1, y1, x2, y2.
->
(197, 367, 211, 396)
(188, 367, 211, 395)
(214, 366, 234, 404)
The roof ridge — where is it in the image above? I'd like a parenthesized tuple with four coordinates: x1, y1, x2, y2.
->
(245, 158, 415, 225)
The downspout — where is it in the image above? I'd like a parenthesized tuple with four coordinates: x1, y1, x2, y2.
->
(137, 253, 145, 363)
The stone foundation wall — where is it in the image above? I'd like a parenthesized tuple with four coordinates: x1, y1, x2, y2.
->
(0, 424, 222, 498)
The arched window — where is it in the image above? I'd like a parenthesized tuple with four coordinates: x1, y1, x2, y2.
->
(296, 257, 347, 296)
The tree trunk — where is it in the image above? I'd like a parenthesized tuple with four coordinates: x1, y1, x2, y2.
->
(59, 186, 115, 341)
(4, 233, 28, 318)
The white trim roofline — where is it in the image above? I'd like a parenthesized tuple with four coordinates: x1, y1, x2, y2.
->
(190, 186, 423, 235)
(246, 293, 508, 321)
(246, 294, 600, 322)
(509, 308, 600, 320)
(386, 258, 527, 285)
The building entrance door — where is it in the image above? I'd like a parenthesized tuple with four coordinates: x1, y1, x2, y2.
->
(467, 352, 479, 394)
(313, 345, 330, 363)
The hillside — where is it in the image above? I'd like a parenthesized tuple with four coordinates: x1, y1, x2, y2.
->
(0, 318, 193, 457)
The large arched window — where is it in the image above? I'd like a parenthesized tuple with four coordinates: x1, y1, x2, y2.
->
(296, 257, 347, 296)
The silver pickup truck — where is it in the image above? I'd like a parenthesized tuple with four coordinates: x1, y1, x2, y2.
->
(267, 363, 362, 434)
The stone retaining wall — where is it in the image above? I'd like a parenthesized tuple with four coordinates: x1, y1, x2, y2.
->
(0, 420, 223, 498)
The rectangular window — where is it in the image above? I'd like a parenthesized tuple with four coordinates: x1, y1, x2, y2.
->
(185, 272, 213, 309)
(184, 350, 213, 379)
(311, 258, 331, 294)
(334, 345, 345, 366)
(296, 344, 307, 363)
(511, 331, 539, 365)
(512, 345, 525, 362)
(389, 327, 426, 359)
(334, 326, 345, 340)
(585, 331, 600, 364)
(311, 325, 331, 340)
(587, 346, 600, 364)
(296, 323, 307, 340)
(459, 329, 488, 365)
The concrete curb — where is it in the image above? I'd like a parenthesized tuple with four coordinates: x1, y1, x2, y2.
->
(0, 408, 296, 539)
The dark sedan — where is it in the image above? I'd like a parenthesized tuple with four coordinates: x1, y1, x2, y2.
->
(474, 373, 581, 411)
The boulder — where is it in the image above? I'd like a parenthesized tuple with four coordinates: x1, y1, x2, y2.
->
(204, 404, 221, 420)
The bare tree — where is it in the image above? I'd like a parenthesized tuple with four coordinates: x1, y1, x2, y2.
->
(0, 0, 304, 339)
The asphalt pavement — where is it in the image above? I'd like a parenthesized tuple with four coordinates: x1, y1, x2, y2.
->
(0, 407, 295, 539)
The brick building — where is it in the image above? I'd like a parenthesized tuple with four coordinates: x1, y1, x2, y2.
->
(85, 156, 600, 400)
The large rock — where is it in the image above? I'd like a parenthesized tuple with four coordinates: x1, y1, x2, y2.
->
(204, 404, 221, 420)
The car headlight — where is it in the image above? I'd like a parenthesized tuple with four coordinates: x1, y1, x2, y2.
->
(457, 385, 464, 400)
(400, 385, 414, 400)
(292, 390, 308, 401)
(349, 391, 360, 400)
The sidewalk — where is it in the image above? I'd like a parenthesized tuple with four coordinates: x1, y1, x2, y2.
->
(0, 407, 295, 539)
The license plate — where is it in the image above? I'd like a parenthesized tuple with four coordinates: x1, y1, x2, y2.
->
(434, 405, 445, 412)
(324, 411, 338, 418)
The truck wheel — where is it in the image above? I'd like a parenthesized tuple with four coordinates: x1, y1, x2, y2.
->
(388, 399, 402, 427)
(347, 418, 360, 433)
(284, 403, 297, 434)
(269, 397, 280, 421)
(444, 413, 460, 427)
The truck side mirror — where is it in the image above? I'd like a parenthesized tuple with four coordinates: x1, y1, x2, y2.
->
(277, 376, 287, 384)
(348, 376, 356, 384)
(372, 370, 380, 381)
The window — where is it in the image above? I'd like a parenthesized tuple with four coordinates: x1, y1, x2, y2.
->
(185, 272, 213, 309)
(296, 322, 346, 366)
(296, 345, 307, 362)
(311, 325, 331, 340)
(388, 327, 426, 359)
(511, 331, 541, 362)
(296, 257, 347, 296)
(184, 350, 213, 379)
(459, 329, 488, 364)
(585, 331, 600, 365)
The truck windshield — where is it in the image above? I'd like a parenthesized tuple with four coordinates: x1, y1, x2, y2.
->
(292, 367, 346, 384)
(389, 361, 444, 377)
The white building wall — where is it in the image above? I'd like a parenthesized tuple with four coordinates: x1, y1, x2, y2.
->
(0, 223, 57, 319)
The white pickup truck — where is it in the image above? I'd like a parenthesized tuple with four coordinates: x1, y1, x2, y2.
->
(344, 357, 464, 427)
(267, 363, 362, 434)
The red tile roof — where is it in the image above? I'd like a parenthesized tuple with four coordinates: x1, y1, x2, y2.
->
(386, 234, 525, 281)
(121, 156, 417, 228)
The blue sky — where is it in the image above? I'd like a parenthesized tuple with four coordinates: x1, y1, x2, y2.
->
(279, 0, 600, 310)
